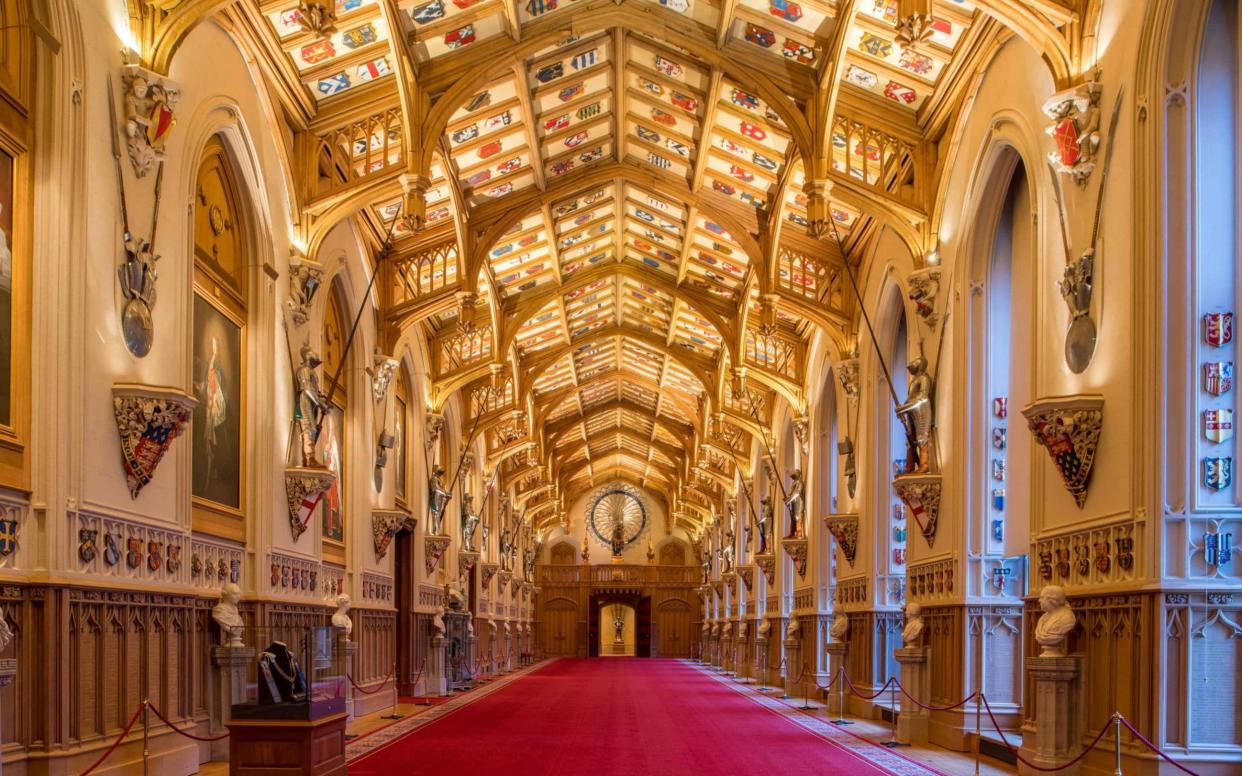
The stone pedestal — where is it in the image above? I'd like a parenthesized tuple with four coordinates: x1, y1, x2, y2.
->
(342, 641, 358, 723)
(895, 646, 930, 743)
(1018, 655, 1083, 775)
(0, 658, 14, 776)
(429, 636, 449, 697)
(210, 645, 253, 761)
(721, 631, 734, 674)
(825, 642, 847, 713)
(466, 636, 478, 683)
(783, 638, 801, 699)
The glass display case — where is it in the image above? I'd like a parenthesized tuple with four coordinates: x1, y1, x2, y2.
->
(230, 625, 346, 721)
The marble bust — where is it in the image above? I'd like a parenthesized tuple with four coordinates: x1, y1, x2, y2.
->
(212, 583, 245, 647)
(830, 613, 849, 642)
(737, 621, 747, 639)
(901, 602, 924, 647)
(432, 605, 446, 638)
(758, 618, 772, 637)
(1034, 585, 1076, 656)
(785, 614, 799, 641)
(331, 593, 353, 641)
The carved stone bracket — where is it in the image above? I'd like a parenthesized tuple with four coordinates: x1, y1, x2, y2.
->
(458, 550, 479, 579)
(1042, 73, 1103, 185)
(370, 352, 399, 405)
(480, 562, 499, 588)
(112, 384, 196, 498)
(825, 513, 860, 568)
(907, 267, 942, 329)
(372, 510, 414, 561)
(836, 358, 860, 408)
(781, 537, 809, 579)
(497, 570, 513, 594)
(754, 553, 776, 586)
(721, 571, 738, 586)
(893, 473, 942, 548)
(424, 534, 451, 575)
(120, 64, 180, 178)
(286, 253, 323, 326)
(737, 565, 754, 590)
(285, 466, 336, 541)
(425, 414, 445, 450)
(1022, 395, 1104, 508)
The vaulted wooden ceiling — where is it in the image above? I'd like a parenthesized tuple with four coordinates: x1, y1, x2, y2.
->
(141, 0, 1082, 534)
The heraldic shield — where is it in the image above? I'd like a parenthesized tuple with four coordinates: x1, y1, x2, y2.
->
(1203, 457, 1233, 491)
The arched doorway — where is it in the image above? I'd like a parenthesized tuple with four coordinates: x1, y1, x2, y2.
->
(600, 603, 636, 656)
(588, 592, 651, 657)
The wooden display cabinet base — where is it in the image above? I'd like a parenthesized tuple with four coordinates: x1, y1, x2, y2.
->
(225, 711, 347, 776)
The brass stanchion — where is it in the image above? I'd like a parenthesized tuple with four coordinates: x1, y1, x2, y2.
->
(882, 681, 909, 748)
(973, 692, 982, 776)
(759, 651, 772, 692)
(831, 668, 853, 725)
(382, 664, 403, 720)
(798, 667, 813, 710)
(142, 695, 150, 774)
(1112, 712, 1123, 776)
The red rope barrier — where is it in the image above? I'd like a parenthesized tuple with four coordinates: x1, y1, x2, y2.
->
(146, 703, 229, 742)
(1120, 717, 1202, 775)
(348, 663, 397, 696)
(894, 679, 979, 712)
(79, 702, 147, 776)
(980, 693, 1111, 772)
(841, 671, 894, 700)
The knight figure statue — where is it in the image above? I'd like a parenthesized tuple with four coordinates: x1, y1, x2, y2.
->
(461, 492, 480, 552)
(895, 356, 935, 473)
(784, 469, 806, 539)
(294, 344, 324, 467)
(756, 496, 772, 555)
(428, 466, 450, 536)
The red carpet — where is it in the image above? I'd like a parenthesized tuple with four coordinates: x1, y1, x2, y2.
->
(349, 659, 922, 775)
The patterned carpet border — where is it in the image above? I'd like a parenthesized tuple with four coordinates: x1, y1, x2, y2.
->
(685, 660, 950, 776)
(346, 660, 557, 763)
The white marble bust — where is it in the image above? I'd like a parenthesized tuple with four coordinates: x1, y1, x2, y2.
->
(212, 583, 245, 647)
(1034, 585, 1076, 656)
(432, 605, 446, 638)
(785, 614, 800, 640)
(466, 613, 475, 638)
(331, 593, 353, 641)
(901, 602, 924, 647)
(738, 621, 747, 639)
(830, 613, 849, 642)
(758, 618, 772, 637)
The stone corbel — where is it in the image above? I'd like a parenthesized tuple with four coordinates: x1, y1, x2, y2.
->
(372, 510, 414, 561)
(781, 537, 809, 579)
(285, 466, 336, 541)
(424, 534, 451, 575)
(893, 473, 942, 548)
(369, 352, 399, 405)
(285, 251, 323, 327)
(112, 384, 196, 498)
(791, 414, 810, 459)
(425, 413, 445, 450)
(497, 570, 512, 594)
(836, 358, 860, 408)
(1022, 395, 1104, 508)
(737, 565, 754, 590)
(120, 64, 180, 178)
(721, 570, 738, 586)
(1042, 72, 1103, 186)
(757, 294, 780, 336)
(458, 549, 480, 579)
(825, 513, 859, 568)
(480, 562, 499, 588)
(907, 267, 943, 330)
(754, 553, 776, 586)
